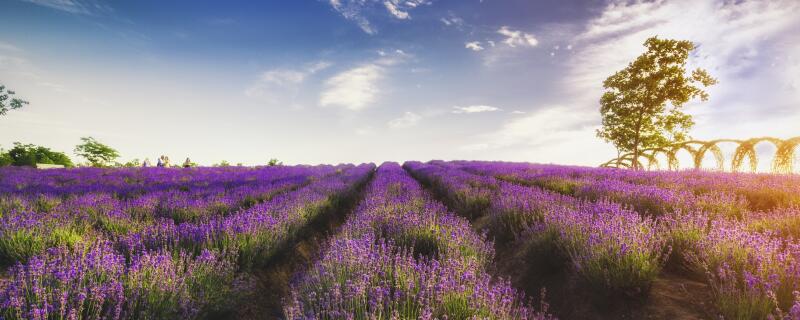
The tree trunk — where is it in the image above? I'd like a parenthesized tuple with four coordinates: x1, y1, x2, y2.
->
(632, 106, 646, 170)
(632, 137, 641, 170)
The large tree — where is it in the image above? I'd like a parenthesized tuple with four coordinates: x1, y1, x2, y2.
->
(596, 37, 717, 169)
(4, 142, 74, 167)
(74, 137, 120, 167)
(0, 84, 29, 117)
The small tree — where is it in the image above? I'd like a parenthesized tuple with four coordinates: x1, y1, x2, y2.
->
(121, 158, 141, 167)
(267, 158, 282, 166)
(0, 147, 13, 166)
(214, 160, 230, 167)
(74, 137, 120, 167)
(0, 85, 28, 117)
(596, 36, 717, 169)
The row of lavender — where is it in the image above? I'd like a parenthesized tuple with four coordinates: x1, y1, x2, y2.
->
(0, 166, 319, 196)
(284, 163, 551, 319)
(463, 161, 800, 218)
(0, 164, 374, 319)
(0, 166, 329, 265)
(405, 161, 800, 320)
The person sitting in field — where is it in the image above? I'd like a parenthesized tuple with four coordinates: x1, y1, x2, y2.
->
(183, 158, 192, 168)
(157, 157, 164, 168)
(143, 158, 152, 167)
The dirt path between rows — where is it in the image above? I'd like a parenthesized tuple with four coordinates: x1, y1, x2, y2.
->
(225, 173, 373, 320)
(406, 167, 715, 320)
(491, 240, 715, 320)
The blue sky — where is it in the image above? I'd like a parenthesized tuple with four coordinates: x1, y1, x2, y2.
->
(1, 0, 798, 167)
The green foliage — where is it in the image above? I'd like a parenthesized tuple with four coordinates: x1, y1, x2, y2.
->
(74, 137, 120, 167)
(267, 158, 282, 166)
(596, 37, 718, 169)
(2, 142, 74, 167)
(214, 160, 231, 167)
(121, 158, 141, 167)
(436, 294, 492, 320)
(0, 148, 12, 166)
(0, 84, 28, 117)
(0, 225, 84, 265)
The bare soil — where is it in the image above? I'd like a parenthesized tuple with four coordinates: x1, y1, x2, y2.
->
(491, 238, 716, 320)
(407, 167, 717, 320)
(223, 174, 372, 320)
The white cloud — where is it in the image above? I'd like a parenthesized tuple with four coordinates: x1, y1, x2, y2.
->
(328, 0, 377, 34)
(384, 1, 409, 19)
(320, 64, 383, 111)
(567, 0, 800, 101)
(470, 0, 800, 166)
(328, 0, 433, 34)
(461, 106, 594, 151)
(387, 111, 422, 128)
(440, 14, 464, 27)
(498, 26, 538, 48)
(452, 105, 500, 114)
(465, 41, 484, 51)
(319, 50, 410, 111)
(245, 61, 332, 105)
(21, 0, 112, 15)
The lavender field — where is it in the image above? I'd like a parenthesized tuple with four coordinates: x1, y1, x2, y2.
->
(1, 162, 799, 319)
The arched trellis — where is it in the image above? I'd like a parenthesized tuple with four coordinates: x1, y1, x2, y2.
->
(601, 136, 800, 174)
(773, 137, 800, 174)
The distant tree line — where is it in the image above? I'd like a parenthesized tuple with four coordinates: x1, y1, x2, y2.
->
(2, 82, 282, 168)
(0, 137, 117, 168)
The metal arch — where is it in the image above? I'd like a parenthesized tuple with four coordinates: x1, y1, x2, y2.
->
(693, 139, 738, 171)
(602, 136, 800, 174)
(773, 137, 800, 174)
(731, 137, 783, 173)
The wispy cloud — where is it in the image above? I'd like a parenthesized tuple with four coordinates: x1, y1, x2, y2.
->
(387, 111, 421, 128)
(383, 1, 409, 19)
(465, 41, 484, 51)
(460, 106, 594, 151)
(471, 27, 540, 66)
(328, 0, 377, 34)
(20, 0, 113, 15)
(440, 12, 464, 28)
(471, 0, 800, 165)
(498, 26, 538, 48)
(320, 50, 410, 111)
(452, 105, 500, 114)
(327, 0, 434, 34)
(246, 61, 332, 106)
(565, 0, 800, 106)
(320, 64, 383, 111)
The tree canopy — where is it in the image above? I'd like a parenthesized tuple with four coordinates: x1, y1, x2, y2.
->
(596, 37, 717, 169)
(0, 84, 28, 117)
(74, 137, 120, 167)
(1, 143, 74, 167)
